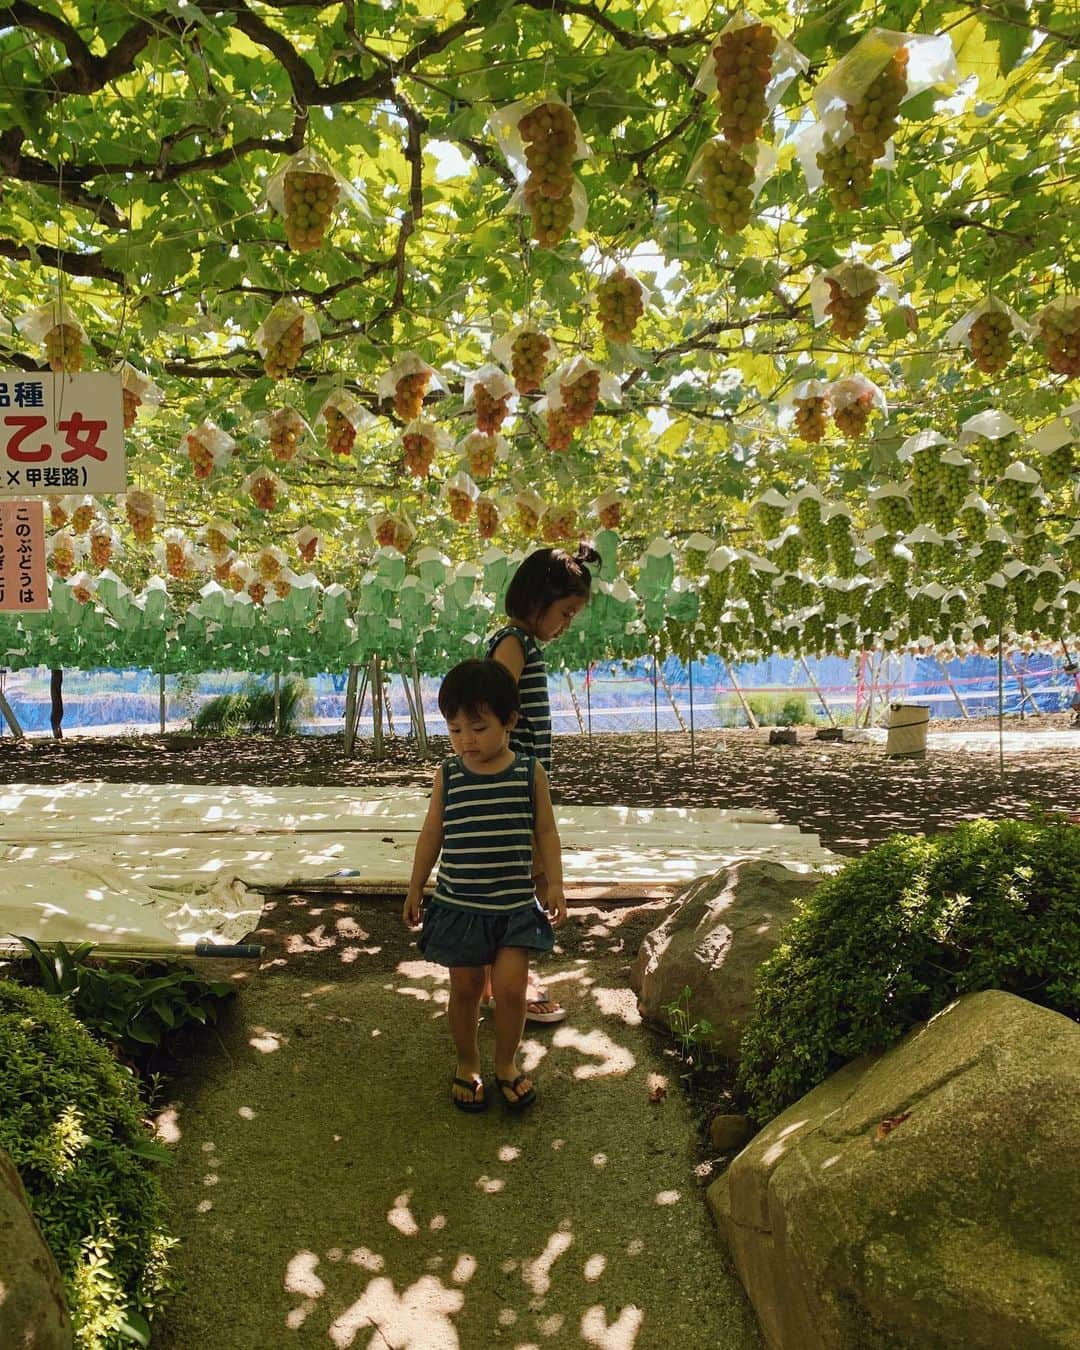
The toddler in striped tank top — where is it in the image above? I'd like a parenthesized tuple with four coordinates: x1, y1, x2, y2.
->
(403, 659, 567, 1113)
(483, 543, 601, 1024)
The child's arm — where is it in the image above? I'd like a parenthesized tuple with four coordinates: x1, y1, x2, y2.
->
(531, 762, 566, 927)
(402, 768, 445, 927)
(491, 633, 527, 682)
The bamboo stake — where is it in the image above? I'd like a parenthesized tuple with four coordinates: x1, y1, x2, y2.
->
(937, 657, 969, 718)
(411, 654, 429, 757)
(371, 655, 384, 761)
(724, 660, 759, 730)
(273, 671, 281, 735)
(798, 656, 837, 727)
(343, 664, 359, 756)
(658, 667, 687, 733)
(565, 672, 586, 734)
(1006, 652, 1041, 717)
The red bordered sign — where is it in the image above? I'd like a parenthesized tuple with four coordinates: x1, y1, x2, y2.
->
(0, 499, 48, 611)
(0, 372, 125, 496)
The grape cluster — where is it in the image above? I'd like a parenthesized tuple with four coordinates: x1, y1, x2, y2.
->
(122, 389, 141, 430)
(464, 432, 497, 479)
(542, 505, 577, 542)
(597, 500, 623, 530)
(283, 171, 340, 253)
(796, 498, 829, 564)
(754, 498, 785, 538)
(165, 541, 189, 580)
(44, 323, 83, 373)
(268, 407, 306, 464)
(89, 528, 113, 569)
(71, 579, 93, 605)
(969, 433, 1015, 479)
(474, 382, 511, 433)
(49, 500, 68, 529)
(448, 488, 474, 524)
(833, 393, 874, 439)
(476, 497, 500, 539)
(1040, 443, 1075, 491)
(826, 515, 856, 575)
(520, 102, 577, 248)
(248, 580, 267, 606)
(403, 429, 436, 478)
(959, 500, 990, 542)
(249, 473, 279, 511)
(225, 565, 246, 593)
(560, 369, 601, 427)
(374, 518, 398, 548)
(1039, 303, 1080, 376)
(324, 407, 357, 457)
(263, 317, 306, 380)
(204, 526, 232, 558)
(825, 277, 875, 339)
(394, 370, 431, 421)
(296, 535, 319, 565)
(516, 499, 541, 532)
(70, 501, 95, 533)
(930, 457, 972, 532)
(816, 48, 908, 211)
(125, 491, 156, 544)
(712, 23, 777, 147)
(186, 433, 215, 480)
(968, 311, 1012, 375)
(700, 140, 756, 234)
(596, 268, 645, 343)
(545, 406, 575, 452)
(272, 575, 292, 601)
(510, 330, 551, 393)
(997, 477, 1042, 533)
(257, 549, 283, 582)
(50, 538, 75, 579)
(793, 395, 828, 442)
(771, 530, 801, 572)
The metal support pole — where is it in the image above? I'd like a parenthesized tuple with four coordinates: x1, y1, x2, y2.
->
(937, 657, 969, 718)
(565, 672, 586, 734)
(997, 629, 1005, 777)
(798, 656, 838, 727)
(159, 672, 166, 734)
(724, 661, 759, 730)
(652, 650, 660, 764)
(273, 671, 282, 735)
(382, 667, 396, 737)
(411, 654, 429, 757)
(343, 664, 359, 756)
(585, 663, 593, 742)
(862, 652, 880, 728)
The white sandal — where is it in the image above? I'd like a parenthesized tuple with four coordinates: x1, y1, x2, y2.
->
(480, 993, 567, 1024)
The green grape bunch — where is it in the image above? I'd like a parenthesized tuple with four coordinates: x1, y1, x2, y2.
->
(712, 22, 778, 147)
(968, 310, 1013, 375)
(596, 268, 645, 343)
(816, 47, 909, 210)
(520, 102, 578, 248)
(793, 395, 828, 442)
(873, 491, 915, 534)
(283, 170, 341, 253)
(825, 277, 876, 339)
(1038, 302, 1080, 377)
(968, 433, 1015, 479)
(700, 139, 756, 234)
(1039, 443, 1075, 491)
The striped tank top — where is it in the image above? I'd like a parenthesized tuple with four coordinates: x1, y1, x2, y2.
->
(433, 754, 537, 913)
(487, 625, 552, 772)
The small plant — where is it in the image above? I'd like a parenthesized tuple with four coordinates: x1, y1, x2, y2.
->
(715, 691, 811, 727)
(13, 937, 235, 1077)
(192, 674, 310, 734)
(663, 985, 717, 1072)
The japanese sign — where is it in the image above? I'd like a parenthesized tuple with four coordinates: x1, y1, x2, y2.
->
(0, 499, 48, 611)
(0, 372, 125, 496)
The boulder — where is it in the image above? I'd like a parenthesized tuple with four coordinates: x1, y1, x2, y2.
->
(0, 1148, 73, 1349)
(629, 860, 820, 1060)
(709, 990, 1080, 1350)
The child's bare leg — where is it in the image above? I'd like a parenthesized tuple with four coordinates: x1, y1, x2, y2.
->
(481, 964, 494, 1004)
(491, 946, 533, 1103)
(526, 867, 563, 1019)
(447, 965, 486, 1105)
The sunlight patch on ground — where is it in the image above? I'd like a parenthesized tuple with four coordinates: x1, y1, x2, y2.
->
(589, 985, 642, 1024)
(581, 1302, 645, 1348)
(349, 1247, 385, 1272)
(552, 1026, 636, 1078)
(247, 1026, 286, 1053)
(154, 1106, 181, 1144)
(328, 1274, 464, 1348)
(388, 1192, 420, 1236)
(476, 1175, 505, 1194)
(522, 1227, 574, 1296)
(584, 1254, 606, 1282)
(654, 1190, 680, 1206)
(452, 1253, 476, 1284)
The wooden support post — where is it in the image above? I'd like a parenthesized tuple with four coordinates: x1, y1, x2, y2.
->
(382, 667, 396, 736)
(863, 652, 881, 728)
(585, 663, 593, 742)
(997, 630, 1005, 777)
(1006, 652, 1041, 717)
(658, 668, 687, 733)
(159, 672, 166, 734)
(343, 664, 359, 756)
(411, 654, 429, 757)
(937, 657, 969, 719)
(371, 655, 384, 761)
(724, 661, 759, 730)
(687, 650, 696, 768)
(565, 672, 586, 734)
(0, 687, 24, 739)
(652, 651, 660, 764)
(798, 656, 837, 727)
(273, 672, 282, 735)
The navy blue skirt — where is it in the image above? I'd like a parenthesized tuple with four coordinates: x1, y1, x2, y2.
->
(418, 899, 555, 969)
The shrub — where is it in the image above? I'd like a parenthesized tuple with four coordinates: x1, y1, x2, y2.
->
(736, 817, 1080, 1125)
(716, 691, 811, 727)
(192, 674, 310, 734)
(0, 981, 174, 1347)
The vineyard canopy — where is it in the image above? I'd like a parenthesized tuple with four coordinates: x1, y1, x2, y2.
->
(0, 0, 1077, 672)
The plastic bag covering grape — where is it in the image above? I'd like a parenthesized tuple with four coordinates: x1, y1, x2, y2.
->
(809, 261, 898, 325)
(264, 146, 366, 216)
(944, 295, 1034, 347)
(692, 10, 808, 108)
(253, 298, 320, 358)
(687, 137, 777, 201)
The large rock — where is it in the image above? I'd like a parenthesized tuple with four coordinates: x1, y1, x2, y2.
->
(0, 1148, 73, 1349)
(709, 990, 1080, 1350)
(629, 860, 820, 1059)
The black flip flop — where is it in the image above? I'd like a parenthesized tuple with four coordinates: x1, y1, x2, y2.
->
(451, 1076, 488, 1113)
(494, 1073, 537, 1112)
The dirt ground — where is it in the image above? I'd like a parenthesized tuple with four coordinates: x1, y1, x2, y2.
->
(4, 717, 1078, 855)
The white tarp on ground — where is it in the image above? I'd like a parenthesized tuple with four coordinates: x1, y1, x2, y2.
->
(0, 782, 834, 952)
